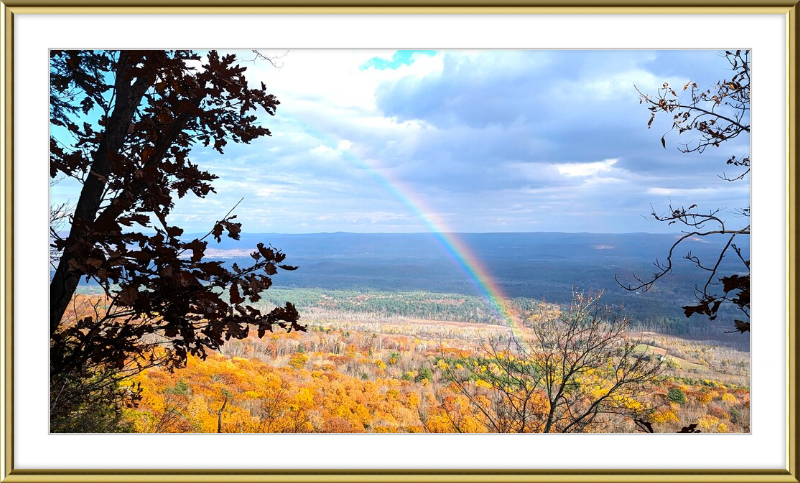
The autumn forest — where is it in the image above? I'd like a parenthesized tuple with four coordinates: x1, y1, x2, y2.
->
(49, 49, 751, 434)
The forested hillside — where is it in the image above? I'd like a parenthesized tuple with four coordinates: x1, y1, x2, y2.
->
(64, 290, 750, 433)
(127, 298, 750, 434)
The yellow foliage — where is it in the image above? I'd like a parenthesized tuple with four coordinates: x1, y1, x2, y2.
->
(425, 411, 455, 433)
(650, 410, 679, 424)
(288, 352, 310, 369)
(610, 393, 642, 411)
(697, 415, 720, 431)
(475, 379, 493, 390)
(186, 395, 207, 420)
(696, 391, 713, 405)
(127, 323, 749, 434)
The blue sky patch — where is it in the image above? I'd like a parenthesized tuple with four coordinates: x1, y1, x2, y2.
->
(361, 50, 437, 70)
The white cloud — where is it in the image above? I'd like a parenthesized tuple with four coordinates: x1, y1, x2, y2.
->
(242, 49, 444, 112)
(555, 158, 618, 177)
(153, 49, 751, 234)
(646, 187, 743, 197)
(310, 144, 336, 155)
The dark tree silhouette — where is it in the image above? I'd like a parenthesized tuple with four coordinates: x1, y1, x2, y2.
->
(618, 50, 750, 334)
(49, 50, 303, 430)
(635, 419, 701, 433)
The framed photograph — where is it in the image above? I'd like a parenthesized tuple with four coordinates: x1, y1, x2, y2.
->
(1, 1, 797, 482)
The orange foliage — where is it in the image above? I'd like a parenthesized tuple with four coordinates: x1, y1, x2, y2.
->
(127, 326, 750, 434)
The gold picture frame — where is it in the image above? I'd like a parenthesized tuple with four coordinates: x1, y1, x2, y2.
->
(2, 2, 797, 482)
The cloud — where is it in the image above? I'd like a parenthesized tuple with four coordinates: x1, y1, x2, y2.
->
(153, 49, 752, 234)
(555, 159, 619, 177)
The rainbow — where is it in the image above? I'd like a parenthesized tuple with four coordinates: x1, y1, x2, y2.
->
(355, 152, 516, 326)
(278, 113, 518, 327)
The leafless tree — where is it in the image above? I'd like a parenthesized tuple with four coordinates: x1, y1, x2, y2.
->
(618, 50, 750, 334)
(441, 291, 663, 433)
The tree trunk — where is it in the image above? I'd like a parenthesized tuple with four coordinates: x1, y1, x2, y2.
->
(49, 52, 156, 336)
(217, 397, 228, 433)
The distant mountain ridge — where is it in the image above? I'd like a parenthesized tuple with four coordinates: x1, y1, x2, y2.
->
(175, 232, 747, 314)
(69, 231, 749, 341)
(184, 231, 747, 262)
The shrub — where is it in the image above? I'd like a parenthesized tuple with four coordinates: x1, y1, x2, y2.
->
(667, 388, 687, 405)
(288, 352, 310, 369)
(650, 410, 679, 424)
(697, 415, 719, 431)
(709, 404, 730, 420)
(167, 379, 190, 396)
(475, 379, 493, 390)
(416, 367, 433, 383)
(696, 391, 713, 405)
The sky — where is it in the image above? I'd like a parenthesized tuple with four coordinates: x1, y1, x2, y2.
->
(52, 49, 751, 234)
